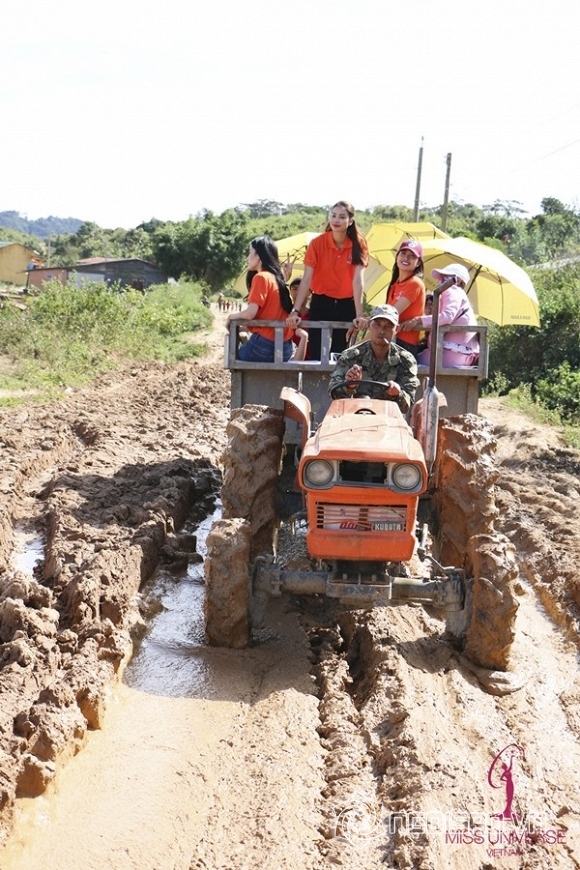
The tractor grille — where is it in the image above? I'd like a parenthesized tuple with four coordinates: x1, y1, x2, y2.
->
(315, 503, 407, 532)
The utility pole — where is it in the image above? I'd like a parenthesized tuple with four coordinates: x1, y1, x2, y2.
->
(441, 152, 452, 232)
(413, 138, 424, 221)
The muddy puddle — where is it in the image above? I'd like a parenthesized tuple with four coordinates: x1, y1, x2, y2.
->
(124, 505, 221, 698)
(11, 527, 45, 575)
(9, 510, 221, 700)
(1, 504, 256, 870)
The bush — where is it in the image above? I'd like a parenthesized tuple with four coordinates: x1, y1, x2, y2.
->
(0, 279, 213, 393)
(486, 262, 580, 424)
(536, 361, 580, 422)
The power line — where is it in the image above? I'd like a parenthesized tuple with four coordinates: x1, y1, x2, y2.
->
(538, 137, 580, 160)
(506, 135, 580, 177)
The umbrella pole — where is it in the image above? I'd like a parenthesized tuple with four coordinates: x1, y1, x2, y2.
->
(465, 264, 482, 298)
(422, 276, 456, 469)
(428, 276, 455, 389)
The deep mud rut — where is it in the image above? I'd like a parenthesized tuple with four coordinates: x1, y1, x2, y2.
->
(1, 312, 580, 869)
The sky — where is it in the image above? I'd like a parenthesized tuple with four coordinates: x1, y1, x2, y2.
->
(3, 0, 579, 229)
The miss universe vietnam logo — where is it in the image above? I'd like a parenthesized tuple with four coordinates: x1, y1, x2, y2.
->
(488, 743, 525, 822)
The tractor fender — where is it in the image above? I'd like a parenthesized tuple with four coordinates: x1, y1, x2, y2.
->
(413, 384, 447, 469)
(280, 386, 312, 453)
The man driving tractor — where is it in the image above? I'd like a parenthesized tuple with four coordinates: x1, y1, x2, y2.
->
(328, 304, 420, 411)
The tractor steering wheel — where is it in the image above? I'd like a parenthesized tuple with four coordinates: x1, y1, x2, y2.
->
(330, 379, 393, 400)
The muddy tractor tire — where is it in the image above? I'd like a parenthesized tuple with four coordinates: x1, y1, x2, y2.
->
(432, 414, 519, 670)
(204, 405, 285, 648)
(221, 404, 285, 560)
(204, 517, 252, 648)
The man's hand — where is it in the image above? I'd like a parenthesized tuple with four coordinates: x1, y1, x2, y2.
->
(345, 364, 363, 389)
(384, 380, 401, 399)
(345, 364, 363, 381)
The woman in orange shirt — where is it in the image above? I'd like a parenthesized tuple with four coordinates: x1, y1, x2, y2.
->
(286, 201, 369, 360)
(226, 236, 294, 362)
(386, 239, 426, 358)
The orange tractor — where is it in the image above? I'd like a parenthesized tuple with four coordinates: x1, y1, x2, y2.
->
(263, 383, 465, 611)
(204, 303, 517, 672)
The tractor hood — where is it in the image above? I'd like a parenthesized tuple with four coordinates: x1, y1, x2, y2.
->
(305, 398, 425, 464)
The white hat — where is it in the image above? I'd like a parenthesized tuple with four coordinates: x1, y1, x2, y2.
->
(368, 304, 399, 325)
(431, 263, 470, 287)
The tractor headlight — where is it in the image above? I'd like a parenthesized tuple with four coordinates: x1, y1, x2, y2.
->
(303, 460, 334, 487)
(392, 463, 422, 491)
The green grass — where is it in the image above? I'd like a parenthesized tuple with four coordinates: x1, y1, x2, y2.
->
(499, 383, 580, 450)
(0, 279, 213, 401)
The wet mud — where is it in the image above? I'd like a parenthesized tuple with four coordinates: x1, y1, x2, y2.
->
(1, 316, 580, 869)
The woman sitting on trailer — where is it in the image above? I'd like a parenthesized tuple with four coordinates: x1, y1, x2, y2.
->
(226, 236, 294, 362)
(405, 264, 479, 367)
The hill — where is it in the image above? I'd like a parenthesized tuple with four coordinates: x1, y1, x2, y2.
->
(0, 210, 84, 239)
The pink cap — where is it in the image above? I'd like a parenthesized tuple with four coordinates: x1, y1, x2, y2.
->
(398, 239, 423, 258)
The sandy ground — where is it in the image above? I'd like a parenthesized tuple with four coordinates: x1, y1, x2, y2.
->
(0, 311, 580, 869)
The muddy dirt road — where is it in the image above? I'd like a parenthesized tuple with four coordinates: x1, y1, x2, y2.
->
(1, 311, 580, 869)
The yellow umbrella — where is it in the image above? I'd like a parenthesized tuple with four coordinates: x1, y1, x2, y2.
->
(365, 222, 450, 304)
(232, 231, 390, 302)
(275, 231, 320, 263)
(421, 237, 540, 327)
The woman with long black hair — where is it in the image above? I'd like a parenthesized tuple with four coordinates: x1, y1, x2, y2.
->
(226, 236, 294, 362)
(286, 201, 369, 360)
(385, 239, 426, 357)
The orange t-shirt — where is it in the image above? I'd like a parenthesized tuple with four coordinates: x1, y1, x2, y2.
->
(247, 271, 293, 341)
(387, 274, 426, 345)
(304, 231, 368, 299)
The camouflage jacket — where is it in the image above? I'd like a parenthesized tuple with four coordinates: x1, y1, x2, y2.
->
(328, 340, 419, 413)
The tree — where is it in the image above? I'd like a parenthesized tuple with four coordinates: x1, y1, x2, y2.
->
(239, 200, 286, 219)
(528, 202, 580, 261)
(487, 262, 580, 423)
(50, 223, 155, 265)
(121, 228, 154, 260)
(482, 199, 528, 219)
(0, 226, 44, 250)
(369, 204, 414, 223)
(540, 197, 569, 216)
(152, 209, 249, 289)
(504, 222, 545, 265)
(476, 214, 520, 246)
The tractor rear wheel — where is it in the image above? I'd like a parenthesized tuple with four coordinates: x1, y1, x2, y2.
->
(204, 405, 285, 647)
(204, 518, 252, 648)
(221, 404, 285, 560)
